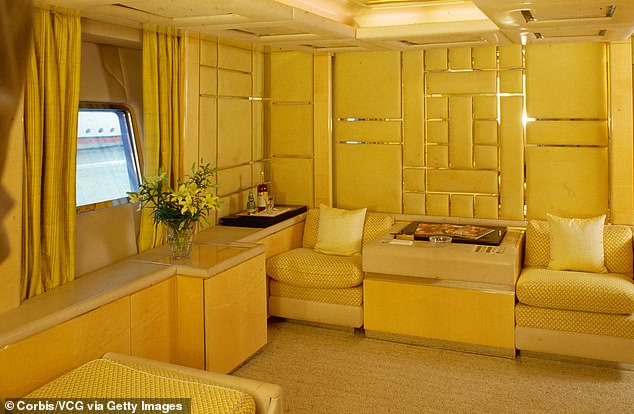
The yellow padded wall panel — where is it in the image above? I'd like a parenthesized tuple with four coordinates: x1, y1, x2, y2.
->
(499, 70, 523, 94)
(427, 145, 449, 168)
(218, 43, 251, 72)
(217, 98, 251, 168)
(403, 50, 425, 167)
(218, 189, 249, 220)
(526, 120, 608, 146)
(474, 145, 498, 170)
(336, 121, 401, 143)
(426, 193, 449, 216)
(427, 121, 448, 144)
(473, 96, 497, 119)
(427, 97, 448, 119)
(425, 48, 448, 71)
(404, 192, 426, 215)
(334, 51, 401, 118)
(526, 43, 607, 119)
(403, 168, 425, 192)
(475, 195, 499, 219)
(335, 144, 402, 213)
(314, 54, 332, 208)
(427, 170, 498, 194)
(270, 51, 313, 101)
(252, 101, 264, 161)
(199, 66, 217, 96)
(473, 46, 497, 70)
(271, 158, 313, 207)
(451, 194, 474, 218)
(252, 51, 265, 98)
(427, 71, 496, 95)
(609, 41, 634, 224)
(449, 97, 473, 168)
(499, 96, 524, 220)
(449, 47, 472, 70)
(216, 164, 252, 197)
(198, 96, 217, 166)
(474, 120, 497, 145)
(270, 104, 313, 156)
(200, 39, 217, 67)
(499, 45, 523, 69)
(525, 147, 608, 220)
(218, 69, 251, 97)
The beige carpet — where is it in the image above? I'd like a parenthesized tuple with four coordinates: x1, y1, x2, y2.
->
(234, 319, 634, 413)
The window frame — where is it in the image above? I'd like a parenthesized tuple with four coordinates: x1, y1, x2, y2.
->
(76, 101, 143, 213)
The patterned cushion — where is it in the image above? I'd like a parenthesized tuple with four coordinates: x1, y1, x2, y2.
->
(524, 219, 633, 274)
(267, 248, 363, 288)
(302, 208, 393, 249)
(604, 225, 634, 274)
(516, 268, 634, 315)
(363, 213, 395, 246)
(269, 280, 363, 306)
(524, 220, 550, 267)
(516, 303, 634, 339)
(27, 358, 256, 414)
(302, 209, 321, 249)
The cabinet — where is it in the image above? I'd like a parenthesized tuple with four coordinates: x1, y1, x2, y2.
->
(363, 227, 523, 357)
(204, 254, 267, 373)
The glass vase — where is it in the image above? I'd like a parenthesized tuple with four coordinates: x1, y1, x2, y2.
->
(166, 221, 195, 260)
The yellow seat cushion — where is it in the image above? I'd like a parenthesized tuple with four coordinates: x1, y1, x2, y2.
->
(516, 303, 634, 339)
(269, 280, 363, 306)
(517, 267, 634, 315)
(26, 358, 256, 414)
(267, 248, 363, 289)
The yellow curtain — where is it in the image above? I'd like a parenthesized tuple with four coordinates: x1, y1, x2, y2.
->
(137, 25, 183, 252)
(22, 7, 81, 300)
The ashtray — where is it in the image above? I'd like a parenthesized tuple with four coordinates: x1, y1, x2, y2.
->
(429, 235, 452, 246)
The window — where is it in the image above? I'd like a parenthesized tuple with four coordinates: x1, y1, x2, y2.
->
(76, 103, 141, 207)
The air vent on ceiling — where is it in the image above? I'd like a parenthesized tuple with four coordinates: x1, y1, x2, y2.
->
(533, 30, 607, 39)
(521, 4, 616, 23)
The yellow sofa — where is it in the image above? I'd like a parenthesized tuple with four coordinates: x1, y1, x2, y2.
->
(515, 219, 634, 364)
(25, 352, 283, 414)
(266, 208, 393, 328)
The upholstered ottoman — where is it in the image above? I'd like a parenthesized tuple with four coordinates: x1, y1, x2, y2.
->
(24, 353, 282, 414)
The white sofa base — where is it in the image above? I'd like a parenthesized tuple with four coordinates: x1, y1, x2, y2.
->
(515, 326, 634, 365)
(268, 296, 363, 328)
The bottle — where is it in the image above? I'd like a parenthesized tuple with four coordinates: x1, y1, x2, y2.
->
(246, 190, 256, 214)
(257, 171, 268, 212)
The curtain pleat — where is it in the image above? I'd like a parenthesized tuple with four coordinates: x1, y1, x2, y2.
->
(22, 7, 81, 300)
(137, 26, 182, 253)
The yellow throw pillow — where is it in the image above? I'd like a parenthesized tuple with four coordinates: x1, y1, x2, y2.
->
(547, 213, 607, 273)
(314, 205, 367, 256)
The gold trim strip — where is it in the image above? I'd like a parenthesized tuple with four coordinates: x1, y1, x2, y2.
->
(338, 140, 402, 145)
(337, 117, 403, 122)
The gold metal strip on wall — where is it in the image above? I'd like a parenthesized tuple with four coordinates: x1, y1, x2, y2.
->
(420, 190, 499, 197)
(528, 118, 607, 121)
(272, 101, 312, 105)
(337, 117, 403, 122)
(217, 95, 255, 100)
(271, 154, 313, 159)
(337, 140, 403, 145)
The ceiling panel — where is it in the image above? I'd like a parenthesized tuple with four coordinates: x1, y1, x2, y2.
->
(38, 0, 634, 51)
